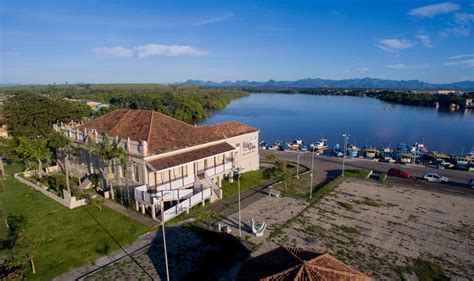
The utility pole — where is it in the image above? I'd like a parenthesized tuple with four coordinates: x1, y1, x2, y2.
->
(296, 150, 300, 179)
(232, 168, 242, 239)
(162, 217, 170, 281)
(309, 148, 315, 198)
(342, 134, 350, 176)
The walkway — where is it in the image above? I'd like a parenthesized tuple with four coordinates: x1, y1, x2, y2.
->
(104, 200, 161, 228)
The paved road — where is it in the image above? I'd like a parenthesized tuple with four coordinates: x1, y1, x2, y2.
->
(262, 149, 474, 187)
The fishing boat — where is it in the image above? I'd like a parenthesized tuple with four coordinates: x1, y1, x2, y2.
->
(362, 146, 378, 159)
(272, 140, 284, 150)
(379, 147, 395, 162)
(299, 144, 308, 152)
(346, 144, 359, 158)
(455, 156, 470, 170)
(312, 138, 328, 151)
(333, 144, 344, 157)
(411, 143, 428, 154)
(397, 153, 414, 164)
(289, 140, 303, 150)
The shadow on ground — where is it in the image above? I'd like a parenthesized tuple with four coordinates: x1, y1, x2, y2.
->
(149, 225, 250, 281)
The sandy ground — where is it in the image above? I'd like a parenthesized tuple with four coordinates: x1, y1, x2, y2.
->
(220, 178, 474, 280)
(216, 195, 309, 256)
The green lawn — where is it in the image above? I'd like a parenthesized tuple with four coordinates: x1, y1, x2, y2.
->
(221, 166, 296, 199)
(0, 163, 150, 280)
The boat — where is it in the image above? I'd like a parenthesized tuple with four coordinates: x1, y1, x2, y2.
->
(299, 144, 308, 152)
(455, 156, 470, 170)
(346, 144, 359, 157)
(289, 140, 303, 150)
(379, 147, 395, 163)
(411, 143, 428, 154)
(333, 144, 344, 157)
(312, 139, 328, 151)
(397, 153, 414, 164)
(362, 146, 378, 159)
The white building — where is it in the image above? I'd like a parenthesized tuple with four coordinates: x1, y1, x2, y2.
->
(55, 109, 259, 222)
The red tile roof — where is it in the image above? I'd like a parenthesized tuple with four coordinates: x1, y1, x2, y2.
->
(149, 142, 235, 170)
(237, 246, 371, 281)
(76, 109, 258, 155)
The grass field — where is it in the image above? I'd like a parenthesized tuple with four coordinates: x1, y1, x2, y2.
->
(0, 163, 150, 280)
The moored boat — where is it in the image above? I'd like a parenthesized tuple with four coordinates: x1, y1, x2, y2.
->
(346, 144, 359, 157)
(333, 144, 344, 157)
(312, 138, 328, 151)
(362, 146, 377, 159)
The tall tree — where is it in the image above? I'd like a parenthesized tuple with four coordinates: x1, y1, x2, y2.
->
(2, 91, 91, 138)
(15, 137, 51, 178)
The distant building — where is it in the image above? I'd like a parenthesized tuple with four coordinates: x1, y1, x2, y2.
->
(54, 109, 259, 222)
(437, 90, 455, 95)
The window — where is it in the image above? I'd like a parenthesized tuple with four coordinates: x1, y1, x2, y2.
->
(132, 165, 140, 182)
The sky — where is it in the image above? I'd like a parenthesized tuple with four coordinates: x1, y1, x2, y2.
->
(1, 0, 473, 84)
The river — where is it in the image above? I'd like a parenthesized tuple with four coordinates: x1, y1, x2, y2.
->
(200, 93, 474, 155)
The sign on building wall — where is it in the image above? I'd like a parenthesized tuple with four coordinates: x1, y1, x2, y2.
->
(242, 136, 258, 155)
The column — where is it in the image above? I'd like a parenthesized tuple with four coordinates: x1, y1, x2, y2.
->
(151, 204, 156, 219)
(141, 203, 146, 214)
(135, 200, 139, 211)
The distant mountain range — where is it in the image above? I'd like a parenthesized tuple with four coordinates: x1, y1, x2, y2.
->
(181, 78, 474, 90)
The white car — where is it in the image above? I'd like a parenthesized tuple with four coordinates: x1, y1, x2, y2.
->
(468, 179, 474, 188)
(423, 173, 448, 183)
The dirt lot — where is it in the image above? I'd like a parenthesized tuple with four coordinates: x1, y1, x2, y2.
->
(222, 178, 474, 280)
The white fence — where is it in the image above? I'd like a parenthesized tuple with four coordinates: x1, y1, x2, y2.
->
(205, 162, 232, 177)
(155, 175, 195, 191)
(162, 188, 211, 221)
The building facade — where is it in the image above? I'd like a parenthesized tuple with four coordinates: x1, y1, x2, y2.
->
(54, 109, 259, 222)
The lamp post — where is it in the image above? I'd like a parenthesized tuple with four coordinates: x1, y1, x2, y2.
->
(161, 206, 170, 281)
(232, 168, 242, 239)
(309, 147, 315, 198)
(342, 134, 350, 176)
(296, 150, 300, 179)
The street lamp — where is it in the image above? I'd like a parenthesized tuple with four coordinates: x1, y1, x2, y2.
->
(309, 147, 315, 198)
(161, 219, 170, 281)
(232, 167, 243, 239)
(342, 134, 350, 176)
(296, 150, 300, 179)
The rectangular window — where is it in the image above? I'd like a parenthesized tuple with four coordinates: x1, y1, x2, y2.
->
(132, 165, 140, 182)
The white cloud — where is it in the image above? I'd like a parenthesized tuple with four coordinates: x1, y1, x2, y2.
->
(444, 26, 471, 37)
(92, 46, 134, 57)
(357, 67, 369, 72)
(449, 54, 474, 59)
(408, 2, 460, 17)
(385, 64, 429, 69)
(376, 39, 414, 52)
(194, 13, 234, 26)
(135, 44, 207, 58)
(445, 59, 474, 67)
(454, 12, 474, 24)
(415, 34, 434, 48)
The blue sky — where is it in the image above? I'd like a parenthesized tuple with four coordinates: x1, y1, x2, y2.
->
(1, 0, 473, 84)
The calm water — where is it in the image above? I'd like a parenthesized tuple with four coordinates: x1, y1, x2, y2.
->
(200, 93, 474, 155)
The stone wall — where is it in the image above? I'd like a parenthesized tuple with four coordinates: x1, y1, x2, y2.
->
(13, 173, 90, 209)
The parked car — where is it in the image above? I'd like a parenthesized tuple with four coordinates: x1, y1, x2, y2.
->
(468, 178, 474, 188)
(387, 168, 411, 178)
(423, 173, 449, 183)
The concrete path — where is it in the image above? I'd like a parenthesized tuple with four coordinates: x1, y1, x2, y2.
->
(104, 200, 160, 228)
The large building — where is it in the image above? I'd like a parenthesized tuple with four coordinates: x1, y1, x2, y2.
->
(54, 109, 259, 222)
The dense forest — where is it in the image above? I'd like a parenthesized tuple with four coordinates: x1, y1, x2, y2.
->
(239, 87, 474, 108)
(0, 84, 248, 123)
